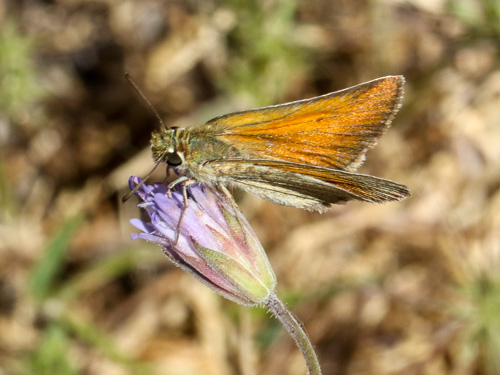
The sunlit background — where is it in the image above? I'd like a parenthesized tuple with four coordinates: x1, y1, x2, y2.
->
(1, 0, 499, 374)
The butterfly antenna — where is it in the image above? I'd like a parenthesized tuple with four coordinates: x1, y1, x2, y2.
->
(121, 162, 161, 203)
(125, 73, 167, 130)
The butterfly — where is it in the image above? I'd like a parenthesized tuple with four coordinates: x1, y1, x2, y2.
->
(125, 75, 410, 241)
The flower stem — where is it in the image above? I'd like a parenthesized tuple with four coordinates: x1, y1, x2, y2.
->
(265, 293, 322, 375)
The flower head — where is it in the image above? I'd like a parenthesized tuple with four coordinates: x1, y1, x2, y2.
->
(129, 177, 277, 306)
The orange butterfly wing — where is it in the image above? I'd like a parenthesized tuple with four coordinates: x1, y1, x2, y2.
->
(207, 76, 404, 172)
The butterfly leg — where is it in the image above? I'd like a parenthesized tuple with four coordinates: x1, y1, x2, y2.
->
(167, 176, 194, 244)
(219, 185, 244, 221)
(166, 176, 190, 198)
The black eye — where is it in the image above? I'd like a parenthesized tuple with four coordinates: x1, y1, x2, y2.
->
(166, 152, 182, 166)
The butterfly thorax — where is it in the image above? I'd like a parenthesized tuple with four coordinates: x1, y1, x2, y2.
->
(150, 126, 244, 181)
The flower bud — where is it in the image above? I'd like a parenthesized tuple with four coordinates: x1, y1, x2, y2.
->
(129, 177, 277, 306)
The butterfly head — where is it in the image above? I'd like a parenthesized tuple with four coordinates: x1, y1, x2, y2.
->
(150, 127, 184, 167)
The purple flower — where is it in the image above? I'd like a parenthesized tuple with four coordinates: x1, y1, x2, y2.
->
(129, 177, 277, 306)
(128, 177, 322, 374)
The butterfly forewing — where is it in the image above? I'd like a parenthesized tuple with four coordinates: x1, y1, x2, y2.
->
(208, 76, 404, 172)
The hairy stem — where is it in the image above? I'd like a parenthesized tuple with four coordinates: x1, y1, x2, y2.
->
(265, 293, 322, 375)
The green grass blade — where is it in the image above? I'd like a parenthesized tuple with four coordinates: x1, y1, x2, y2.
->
(29, 215, 83, 300)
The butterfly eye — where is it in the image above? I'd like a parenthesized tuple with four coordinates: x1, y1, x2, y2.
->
(166, 152, 183, 166)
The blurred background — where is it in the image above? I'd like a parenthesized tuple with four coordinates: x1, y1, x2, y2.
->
(1, 0, 499, 374)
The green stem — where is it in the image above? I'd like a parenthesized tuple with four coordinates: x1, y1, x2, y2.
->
(265, 293, 322, 375)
